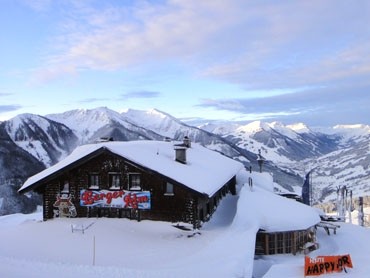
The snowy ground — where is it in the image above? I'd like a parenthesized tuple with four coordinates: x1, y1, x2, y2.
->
(0, 195, 257, 278)
(1, 174, 370, 277)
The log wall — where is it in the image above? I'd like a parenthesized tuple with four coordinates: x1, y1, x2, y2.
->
(40, 150, 236, 228)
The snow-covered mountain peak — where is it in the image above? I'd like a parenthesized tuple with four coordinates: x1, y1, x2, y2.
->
(199, 122, 240, 135)
(269, 121, 284, 128)
(146, 108, 170, 118)
(235, 121, 300, 140)
(12, 113, 38, 120)
(10, 113, 49, 127)
(47, 107, 125, 142)
(333, 124, 370, 135)
(286, 123, 311, 134)
(7, 113, 54, 139)
(315, 124, 370, 135)
(4, 113, 78, 167)
(334, 124, 369, 129)
(50, 107, 120, 121)
(267, 121, 300, 140)
(314, 124, 370, 145)
(122, 108, 174, 123)
(122, 108, 186, 138)
(236, 120, 271, 134)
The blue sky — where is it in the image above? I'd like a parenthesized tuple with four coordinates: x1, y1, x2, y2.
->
(1, 0, 370, 126)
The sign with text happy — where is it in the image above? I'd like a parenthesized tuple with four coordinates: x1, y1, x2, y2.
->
(304, 255, 353, 276)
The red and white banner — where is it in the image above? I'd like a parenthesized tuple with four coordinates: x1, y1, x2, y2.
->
(80, 189, 151, 210)
(305, 254, 353, 276)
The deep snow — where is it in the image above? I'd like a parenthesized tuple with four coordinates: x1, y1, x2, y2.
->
(2, 171, 370, 277)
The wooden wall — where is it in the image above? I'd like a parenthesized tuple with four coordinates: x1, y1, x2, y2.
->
(39, 150, 236, 228)
(255, 227, 316, 255)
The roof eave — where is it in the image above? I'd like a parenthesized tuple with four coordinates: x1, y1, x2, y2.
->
(18, 147, 108, 195)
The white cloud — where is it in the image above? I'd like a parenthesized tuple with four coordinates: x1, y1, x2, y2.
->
(30, 0, 370, 96)
(30, 0, 249, 81)
(18, 0, 52, 12)
(200, 1, 370, 89)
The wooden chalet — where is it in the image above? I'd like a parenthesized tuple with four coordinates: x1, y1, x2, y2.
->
(235, 182, 321, 256)
(253, 193, 320, 255)
(19, 139, 243, 228)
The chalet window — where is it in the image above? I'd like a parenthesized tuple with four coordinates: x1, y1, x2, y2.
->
(128, 173, 141, 190)
(164, 182, 174, 196)
(268, 234, 275, 254)
(285, 232, 292, 253)
(276, 233, 284, 254)
(60, 181, 70, 194)
(109, 172, 121, 189)
(89, 173, 100, 189)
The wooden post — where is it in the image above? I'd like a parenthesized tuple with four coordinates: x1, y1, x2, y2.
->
(292, 232, 297, 255)
(348, 190, 352, 224)
(359, 197, 364, 227)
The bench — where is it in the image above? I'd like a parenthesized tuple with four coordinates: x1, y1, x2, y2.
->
(316, 221, 340, 235)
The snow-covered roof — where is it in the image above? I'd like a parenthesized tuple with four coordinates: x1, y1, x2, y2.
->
(234, 172, 321, 232)
(19, 140, 243, 196)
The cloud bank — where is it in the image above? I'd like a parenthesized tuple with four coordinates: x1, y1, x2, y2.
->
(23, 0, 370, 125)
(0, 105, 22, 113)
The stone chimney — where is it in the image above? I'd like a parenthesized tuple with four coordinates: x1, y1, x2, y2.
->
(174, 146, 187, 164)
(174, 136, 191, 164)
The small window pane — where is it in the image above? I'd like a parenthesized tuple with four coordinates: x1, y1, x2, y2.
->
(129, 174, 141, 190)
(109, 173, 121, 189)
(165, 182, 174, 195)
(89, 174, 100, 189)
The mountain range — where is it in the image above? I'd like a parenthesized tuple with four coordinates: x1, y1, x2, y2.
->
(0, 107, 369, 215)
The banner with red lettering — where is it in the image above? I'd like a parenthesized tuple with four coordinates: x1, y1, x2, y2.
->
(305, 254, 353, 276)
(80, 190, 151, 210)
